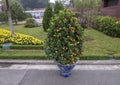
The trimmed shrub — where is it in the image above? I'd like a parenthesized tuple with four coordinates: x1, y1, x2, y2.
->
(92, 16, 120, 37)
(45, 9, 83, 65)
(0, 55, 46, 59)
(10, 45, 44, 49)
(24, 18, 35, 28)
(42, 2, 52, 32)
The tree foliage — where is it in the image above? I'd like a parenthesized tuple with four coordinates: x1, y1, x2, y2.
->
(42, 1, 52, 32)
(0, 12, 8, 23)
(9, 0, 26, 24)
(73, 0, 102, 28)
(74, 0, 101, 9)
(54, 1, 64, 14)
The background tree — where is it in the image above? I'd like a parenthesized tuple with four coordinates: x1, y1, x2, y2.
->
(73, 0, 102, 28)
(42, 1, 52, 32)
(9, 0, 26, 24)
(74, 0, 101, 9)
(0, 12, 8, 23)
(54, 1, 64, 14)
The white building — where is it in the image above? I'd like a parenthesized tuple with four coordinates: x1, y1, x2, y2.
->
(0, 4, 2, 12)
(25, 9, 45, 19)
(25, 9, 45, 26)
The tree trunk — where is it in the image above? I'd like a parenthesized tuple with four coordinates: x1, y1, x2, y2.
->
(6, 0, 14, 37)
(15, 19, 18, 25)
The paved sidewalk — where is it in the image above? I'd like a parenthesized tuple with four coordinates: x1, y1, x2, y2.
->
(1, 64, 120, 70)
(0, 60, 120, 65)
(0, 60, 120, 85)
(0, 64, 120, 85)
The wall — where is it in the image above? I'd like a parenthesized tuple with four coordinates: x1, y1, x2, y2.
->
(101, 0, 120, 18)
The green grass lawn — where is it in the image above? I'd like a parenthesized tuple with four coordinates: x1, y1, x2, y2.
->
(0, 24, 120, 59)
(0, 49, 46, 59)
(83, 28, 120, 58)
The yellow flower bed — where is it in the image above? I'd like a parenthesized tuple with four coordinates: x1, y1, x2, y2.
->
(0, 29, 43, 45)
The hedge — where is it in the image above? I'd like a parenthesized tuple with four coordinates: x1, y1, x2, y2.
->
(0, 44, 44, 49)
(0, 55, 46, 59)
(10, 45, 44, 49)
(92, 16, 120, 37)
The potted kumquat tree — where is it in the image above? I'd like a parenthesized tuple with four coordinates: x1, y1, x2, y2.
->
(45, 9, 83, 77)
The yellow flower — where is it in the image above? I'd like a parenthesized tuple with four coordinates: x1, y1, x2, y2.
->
(59, 28, 62, 30)
(67, 36, 70, 38)
(0, 29, 43, 45)
(61, 54, 64, 56)
(116, 21, 119, 24)
(62, 47, 65, 50)
(56, 30, 59, 32)
(55, 51, 58, 53)
(64, 58, 66, 60)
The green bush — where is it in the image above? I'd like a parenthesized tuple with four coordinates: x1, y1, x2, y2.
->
(45, 9, 83, 65)
(0, 55, 46, 59)
(42, 2, 52, 32)
(24, 18, 35, 28)
(92, 16, 120, 37)
(23, 12, 32, 20)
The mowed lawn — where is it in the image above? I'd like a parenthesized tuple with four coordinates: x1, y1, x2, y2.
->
(0, 49, 46, 59)
(0, 24, 120, 59)
(83, 29, 120, 58)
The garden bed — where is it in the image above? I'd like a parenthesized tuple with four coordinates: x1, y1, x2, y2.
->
(0, 24, 120, 60)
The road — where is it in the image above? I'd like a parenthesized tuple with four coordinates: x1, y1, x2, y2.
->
(0, 64, 120, 85)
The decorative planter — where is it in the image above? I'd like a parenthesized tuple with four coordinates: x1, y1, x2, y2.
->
(57, 62, 76, 77)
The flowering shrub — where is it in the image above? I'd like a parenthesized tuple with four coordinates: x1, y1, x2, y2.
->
(92, 16, 120, 37)
(0, 29, 43, 45)
(45, 9, 83, 65)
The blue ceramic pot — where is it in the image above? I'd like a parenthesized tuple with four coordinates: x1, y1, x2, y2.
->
(57, 63, 76, 77)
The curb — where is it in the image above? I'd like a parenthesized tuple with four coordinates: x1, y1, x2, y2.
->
(0, 60, 120, 65)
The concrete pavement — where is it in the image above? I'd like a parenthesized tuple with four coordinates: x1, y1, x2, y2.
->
(0, 63, 120, 85)
(0, 70, 27, 85)
(19, 70, 120, 85)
